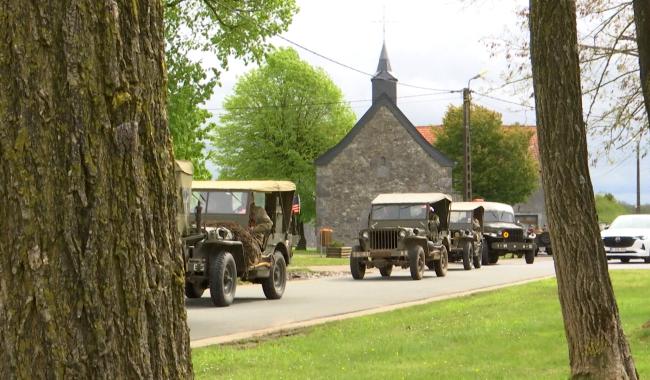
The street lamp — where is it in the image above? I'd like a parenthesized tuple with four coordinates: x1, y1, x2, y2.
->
(462, 71, 486, 201)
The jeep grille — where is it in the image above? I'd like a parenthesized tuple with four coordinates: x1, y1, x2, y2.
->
(369, 230, 399, 250)
(603, 236, 635, 248)
(504, 229, 523, 242)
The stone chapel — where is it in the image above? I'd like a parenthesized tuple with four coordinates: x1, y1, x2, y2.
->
(315, 42, 454, 245)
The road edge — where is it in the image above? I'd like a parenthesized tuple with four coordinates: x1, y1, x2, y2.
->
(190, 274, 556, 348)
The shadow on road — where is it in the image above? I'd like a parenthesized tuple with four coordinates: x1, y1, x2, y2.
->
(185, 296, 267, 309)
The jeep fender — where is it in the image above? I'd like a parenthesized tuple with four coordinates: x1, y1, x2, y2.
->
(274, 242, 291, 265)
(198, 241, 245, 276)
(404, 236, 428, 255)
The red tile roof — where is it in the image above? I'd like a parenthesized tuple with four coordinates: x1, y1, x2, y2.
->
(416, 125, 539, 161)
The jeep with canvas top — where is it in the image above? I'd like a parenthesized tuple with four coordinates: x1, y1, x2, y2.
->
(350, 193, 452, 280)
(448, 202, 484, 270)
(183, 180, 296, 307)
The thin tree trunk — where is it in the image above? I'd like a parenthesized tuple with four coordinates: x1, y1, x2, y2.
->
(0, 1, 192, 379)
(297, 220, 307, 250)
(529, 1, 638, 379)
(633, 0, 650, 127)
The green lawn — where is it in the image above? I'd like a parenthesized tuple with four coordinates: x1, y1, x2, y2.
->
(290, 249, 349, 267)
(193, 271, 650, 379)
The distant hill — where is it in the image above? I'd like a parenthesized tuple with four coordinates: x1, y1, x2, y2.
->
(595, 193, 649, 223)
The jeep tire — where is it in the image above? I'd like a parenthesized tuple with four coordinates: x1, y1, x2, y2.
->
(185, 282, 205, 299)
(350, 256, 366, 280)
(262, 252, 287, 300)
(481, 239, 489, 266)
(621, 258, 630, 263)
(209, 251, 237, 307)
(488, 250, 499, 265)
(462, 241, 472, 270)
(379, 265, 393, 277)
(433, 245, 448, 277)
(525, 249, 535, 264)
(472, 242, 482, 269)
(408, 246, 425, 280)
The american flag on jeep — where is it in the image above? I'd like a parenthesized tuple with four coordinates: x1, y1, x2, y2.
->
(292, 194, 301, 214)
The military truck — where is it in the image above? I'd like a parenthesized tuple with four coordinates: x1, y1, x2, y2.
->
(448, 202, 484, 270)
(475, 201, 536, 265)
(350, 193, 452, 280)
(183, 180, 296, 307)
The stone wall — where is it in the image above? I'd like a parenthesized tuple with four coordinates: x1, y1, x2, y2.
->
(316, 105, 452, 246)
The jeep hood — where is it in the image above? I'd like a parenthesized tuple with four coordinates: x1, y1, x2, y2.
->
(483, 222, 522, 230)
(601, 228, 650, 238)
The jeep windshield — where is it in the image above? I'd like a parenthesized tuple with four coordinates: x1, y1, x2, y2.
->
(191, 191, 248, 214)
(450, 211, 473, 224)
(484, 210, 515, 223)
(372, 204, 427, 220)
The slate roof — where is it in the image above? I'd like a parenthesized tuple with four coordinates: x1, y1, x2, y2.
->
(315, 94, 454, 167)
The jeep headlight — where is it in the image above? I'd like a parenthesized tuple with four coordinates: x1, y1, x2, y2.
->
(399, 230, 406, 238)
(454, 231, 460, 237)
(413, 228, 420, 236)
(361, 231, 369, 239)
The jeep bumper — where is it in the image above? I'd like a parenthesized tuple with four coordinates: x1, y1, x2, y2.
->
(491, 242, 535, 251)
(351, 250, 407, 258)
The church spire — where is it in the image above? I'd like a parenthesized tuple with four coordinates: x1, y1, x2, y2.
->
(372, 40, 398, 104)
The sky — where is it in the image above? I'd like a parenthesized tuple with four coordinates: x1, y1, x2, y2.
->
(200, 0, 648, 204)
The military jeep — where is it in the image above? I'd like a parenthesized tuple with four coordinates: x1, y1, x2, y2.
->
(448, 202, 484, 270)
(184, 180, 296, 307)
(350, 193, 452, 280)
(474, 202, 536, 265)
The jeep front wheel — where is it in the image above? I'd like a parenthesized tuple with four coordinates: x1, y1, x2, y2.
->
(408, 246, 425, 280)
(462, 241, 472, 270)
(209, 251, 237, 307)
(350, 257, 366, 280)
(262, 252, 287, 300)
(525, 249, 535, 264)
(433, 246, 448, 277)
(379, 265, 393, 277)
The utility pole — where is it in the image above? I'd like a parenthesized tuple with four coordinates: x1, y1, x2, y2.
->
(636, 138, 641, 214)
(463, 87, 472, 201)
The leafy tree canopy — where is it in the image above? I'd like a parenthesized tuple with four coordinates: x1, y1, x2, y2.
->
(433, 104, 539, 204)
(164, 1, 298, 178)
(212, 47, 356, 222)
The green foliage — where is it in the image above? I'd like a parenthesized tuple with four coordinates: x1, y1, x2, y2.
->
(433, 105, 539, 204)
(192, 271, 650, 378)
(212, 48, 356, 223)
(595, 193, 633, 223)
(163, 1, 298, 179)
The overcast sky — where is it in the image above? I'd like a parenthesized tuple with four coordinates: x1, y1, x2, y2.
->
(201, 0, 647, 204)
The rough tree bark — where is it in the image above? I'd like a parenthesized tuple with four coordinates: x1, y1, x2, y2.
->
(529, 1, 638, 379)
(634, 0, 650, 122)
(0, 1, 192, 379)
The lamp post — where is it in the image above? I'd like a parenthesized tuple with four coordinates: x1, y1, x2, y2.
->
(462, 71, 485, 201)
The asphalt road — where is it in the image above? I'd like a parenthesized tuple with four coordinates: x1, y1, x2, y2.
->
(187, 256, 560, 344)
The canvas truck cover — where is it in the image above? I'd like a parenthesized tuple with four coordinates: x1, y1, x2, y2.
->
(192, 180, 296, 193)
(372, 193, 452, 205)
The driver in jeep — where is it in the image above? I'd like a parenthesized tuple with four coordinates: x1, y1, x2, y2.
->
(249, 201, 273, 247)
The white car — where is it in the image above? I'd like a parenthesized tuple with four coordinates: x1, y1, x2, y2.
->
(601, 214, 650, 263)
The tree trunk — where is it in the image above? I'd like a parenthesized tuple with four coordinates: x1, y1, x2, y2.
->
(0, 1, 192, 379)
(634, 0, 650, 125)
(297, 220, 307, 250)
(529, 1, 638, 379)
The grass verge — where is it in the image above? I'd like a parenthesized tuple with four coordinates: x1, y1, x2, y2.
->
(193, 271, 650, 379)
(290, 249, 349, 267)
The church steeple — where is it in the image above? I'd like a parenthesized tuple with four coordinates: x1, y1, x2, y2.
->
(371, 41, 398, 104)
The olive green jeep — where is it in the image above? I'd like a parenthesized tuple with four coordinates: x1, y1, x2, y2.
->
(448, 202, 484, 270)
(178, 175, 296, 307)
(350, 193, 452, 280)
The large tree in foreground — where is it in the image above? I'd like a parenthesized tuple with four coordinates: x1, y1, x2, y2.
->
(433, 105, 538, 205)
(529, 1, 637, 378)
(213, 48, 356, 247)
(0, 1, 191, 378)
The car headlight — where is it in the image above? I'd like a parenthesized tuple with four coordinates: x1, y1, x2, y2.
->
(413, 228, 420, 235)
(361, 231, 369, 239)
(454, 231, 460, 238)
(399, 230, 406, 238)
(634, 236, 646, 240)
